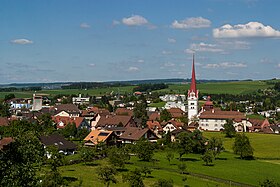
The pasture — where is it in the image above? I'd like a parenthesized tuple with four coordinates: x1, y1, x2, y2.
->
(59, 132, 280, 186)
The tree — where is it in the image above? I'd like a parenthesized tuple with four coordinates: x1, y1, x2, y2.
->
(139, 166, 152, 177)
(166, 149, 174, 165)
(122, 168, 144, 187)
(36, 113, 56, 135)
(80, 147, 96, 164)
(259, 178, 280, 187)
(0, 131, 44, 186)
(133, 100, 148, 128)
(135, 138, 154, 161)
(107, 147, 129, 168)
(0, 102, 11, 117)
(61, 122, 77, 138)
(160, 109, 172, 122)
(178, 162, 187, 174)
(4, 93, 15, 101)
(175, 132, 193, 160)
(201, 150, 214, 166)
(153, 179, 173, 187)
(191, 130, 207, 154)
(233, 133, 254, 159)
(97, 164, 117, 187)
(223, 119, 236, 138)
(208, 137, 224, 159)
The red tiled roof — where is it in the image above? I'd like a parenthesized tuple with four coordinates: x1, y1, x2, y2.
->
(0, 137, 14, 150)
(84, 130, 113, 145)
(0, 117, 9, 126)
(96, 115, 132, 128)
(199, 110, 245, 120)
(52, 116, 85, 128)
(146, 120, 163, 132)
(148, 112, 160, 121)
(55, 104, 80, 114)
(115, 108, 133, 116)
(167, 108, 185, 118)
(88, 107, 110, 116)
(119, 127, 149, 140)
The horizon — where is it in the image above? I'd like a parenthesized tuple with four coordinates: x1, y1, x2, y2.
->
(1, 0, 280, 83)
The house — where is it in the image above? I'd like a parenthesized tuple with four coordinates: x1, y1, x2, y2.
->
(148, 111, 160, 121)
(187, 122, 199, 132)
(84, 130, 116, 146)
(198, 109, 247, 132)
(167, 108, 186, 118)
(72, 94, 90, 105)
(270, 123, 280, 134)
(119, 127, 158, 144)
(146, 120, 163, 138)
(162, 120, 184, 134)
(39, 134, 77, 155)
(95, 115, 134, 129)
(247, 118, 271, 132)
(115, 108, 133, 116)
(0, 117, 10, 127)
(52, 116, 90, 130)
(54, 104, 80, 117)
(0, 137, 14, 150)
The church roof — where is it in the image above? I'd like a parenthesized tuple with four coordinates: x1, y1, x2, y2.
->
(188, 54, 198, 97)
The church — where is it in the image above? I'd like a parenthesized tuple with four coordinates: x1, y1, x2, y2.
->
(187, 55, 252, 132)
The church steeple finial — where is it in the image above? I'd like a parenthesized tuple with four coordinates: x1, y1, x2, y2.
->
(190, 53, 197, 93)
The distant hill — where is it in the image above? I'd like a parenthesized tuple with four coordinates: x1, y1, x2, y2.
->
(0, 78, 245, 89)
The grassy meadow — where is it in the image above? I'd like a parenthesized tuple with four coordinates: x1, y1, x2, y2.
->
(59, 132, 280, 187)
(0, 80, 272, 99)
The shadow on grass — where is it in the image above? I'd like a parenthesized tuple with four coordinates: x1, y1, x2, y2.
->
(63, 176, 78, 182)
(202, 164, 215, 167)
(215, 157, 227, 160)
(146, 176, 155, 179)
(179, 158, 199, 162)
(84, 162, 99, 166)
(116, 168, 129, 172)
(66, 169, 75, 171)
(234, 156, 255, 160)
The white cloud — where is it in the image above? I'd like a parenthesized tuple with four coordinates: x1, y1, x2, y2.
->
(218, 40, 250, 50)
(168, 38, 176, 43)
(162, 50, 172, 55)
(80, 23, 91, 28)
(186, 42, 223, 53)
(127, 66, 139, 72)
(137, 59, 144, 63)
(213, 22, 280, 38)
(171, 17, 211, 29)
(122, 15, 148, 26)
(277, 63, 280, 68)
(164, 62, 175, 67)
(88, 63, 96, 67)
(11, 38, 33, 45)
(203, 62, 247, 69)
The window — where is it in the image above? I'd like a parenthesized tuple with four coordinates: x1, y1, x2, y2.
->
(215, 124, 218, 127)
(191, 103, 194, 105)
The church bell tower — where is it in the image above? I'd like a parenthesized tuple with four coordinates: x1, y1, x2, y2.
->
(187, 54, 199, 123)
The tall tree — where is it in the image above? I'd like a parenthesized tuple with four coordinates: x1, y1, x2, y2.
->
(201, 150, 214, 166)
(134, 138, 154, 161)
(160, 109, 172, 122)
(107, 146, 130, 168)
(208, 137, 224, 159)
(122, 168, 144, 187)
(223, 119, 236, 138)
(175, 132, 193, 160)
(97, 164, 117, 187)
(233, 133, 254, 159)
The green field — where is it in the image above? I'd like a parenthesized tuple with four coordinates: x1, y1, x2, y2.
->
(0, 80, 273, 99)
(158, 81, 271, 95)
(59, 132, 280, 187)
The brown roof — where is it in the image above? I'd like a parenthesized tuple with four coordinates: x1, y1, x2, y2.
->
(148, 112, 160, 121)
(0, 117, 9, 126)
(115, 108, 133, 116)
(167, 108, 185, 118)
(163, 120, 184, 129)
(248, 118, 270, 130)
(84, 130, 113, 145)
(52, 116, 85, 128)
(146, 120, 163, 132)
(96, 115, 132, 128)
(55, 104, 80, 114)
(119, 127, 149, 141)
(39, 134, 77, 151)
(88, 107, 110, 116)
(0, 137, 14, 150)
(199, 110, 245, 120)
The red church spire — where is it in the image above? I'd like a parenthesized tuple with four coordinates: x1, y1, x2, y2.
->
(188, 54, 198, 97)
(190, 54, 197, 92)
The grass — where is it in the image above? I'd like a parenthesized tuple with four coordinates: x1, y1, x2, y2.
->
(158, 81, 270, 95)
(148, 101, 166, 108)
(59, 132, 280, 186)
(203, 132, 280, 159)
(0, 80, 271, 99)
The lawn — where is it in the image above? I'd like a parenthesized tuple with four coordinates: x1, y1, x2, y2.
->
(59, 132, 280, 186)
(148, 101, 166, 108)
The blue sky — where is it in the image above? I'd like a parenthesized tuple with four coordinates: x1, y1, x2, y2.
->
(0, 0, 280, 83)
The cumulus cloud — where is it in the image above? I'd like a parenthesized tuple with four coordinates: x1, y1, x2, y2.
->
(171, 17, 211, 29)
(162, 50, 172, 55)
(127, 66, 139, 72)
(80, 23, 91, 28)
(88, 63, 96, 67)
(122, 15, 148, 26)
(112, 20, 120, 26)
(168, 38, 176, 43)
(11, 38, 33, 45)
(186, 42, 223, 53)
(137, 59, 144, 63)
(213, 22, 280, 38)
(203, 62, 247, 69)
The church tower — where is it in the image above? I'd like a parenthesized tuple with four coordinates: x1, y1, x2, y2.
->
(187, 54, 199, 123)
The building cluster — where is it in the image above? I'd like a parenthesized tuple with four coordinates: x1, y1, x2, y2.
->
(1, 56, 280, 154)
